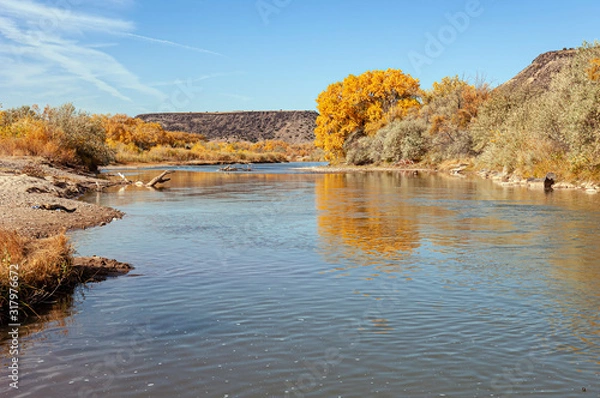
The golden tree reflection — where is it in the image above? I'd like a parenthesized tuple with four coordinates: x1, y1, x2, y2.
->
(544, 214, 600, 360)
(315, 173, 421, 270)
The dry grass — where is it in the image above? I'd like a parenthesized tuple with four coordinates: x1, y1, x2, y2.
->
(0, 229, 74, 324)
(111, 139, 320, 164)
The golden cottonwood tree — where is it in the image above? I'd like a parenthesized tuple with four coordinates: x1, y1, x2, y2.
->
(315, 69, 422, 160)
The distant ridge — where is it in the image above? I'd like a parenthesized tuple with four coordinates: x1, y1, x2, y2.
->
(135, 110, 318, 144)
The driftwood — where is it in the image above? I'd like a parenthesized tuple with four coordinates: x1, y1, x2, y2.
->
(218, 164, 253, 172)
(117, 172, 131, 183)
(33, 203, 77, 212)
(109, 170, 175, 188)
(145, 170, 174, 187)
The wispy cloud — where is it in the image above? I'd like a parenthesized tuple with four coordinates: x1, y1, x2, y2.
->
(149, 72, 240, 88)
(220, 92, 253, 102)
(0, 0, 159, 104)
(0, 0, 221, 109)
(0, 0, 133, 33)
(126, 33, 223, 57)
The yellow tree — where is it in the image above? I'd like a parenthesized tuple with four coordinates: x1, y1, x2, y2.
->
(315, 69, 422, 160)
(588, 58, 600, 81)
(421, 75, 489, 159)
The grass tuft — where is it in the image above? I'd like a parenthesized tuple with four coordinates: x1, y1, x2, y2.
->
(0, 229, 74, 324)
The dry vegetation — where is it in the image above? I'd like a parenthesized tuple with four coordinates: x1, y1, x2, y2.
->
(0, 107, 323, 171)
(317, 42, 600, 182)
(0, 229, 73, 323)
(472, 42, 600, 180)
(103, 114, 320, 164)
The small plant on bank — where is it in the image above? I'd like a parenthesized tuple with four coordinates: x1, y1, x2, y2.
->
(0, 230, 74, 325)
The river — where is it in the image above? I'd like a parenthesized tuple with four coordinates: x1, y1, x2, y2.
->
(2, 163, 599, 397)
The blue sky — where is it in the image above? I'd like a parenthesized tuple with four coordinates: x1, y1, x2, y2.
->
(0, 0, 598, 116)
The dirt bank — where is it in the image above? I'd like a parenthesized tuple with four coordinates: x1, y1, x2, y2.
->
(0, 156, 123, 238)
(0, 156, 133, 319)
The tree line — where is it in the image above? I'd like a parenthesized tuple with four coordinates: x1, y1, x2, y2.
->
(315, 42, 600, 180)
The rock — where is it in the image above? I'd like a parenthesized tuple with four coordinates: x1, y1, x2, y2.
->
(553, 182, 577, 189)
(544, 172, 556, 192)
(526, 179, 545, 189)
(72, 256, 133, 282)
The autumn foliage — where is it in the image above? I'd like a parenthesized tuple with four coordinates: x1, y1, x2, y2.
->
(315, 69, 422, 160)
(588, 58, 600, 81)
(421, 76, 490, 160)
(0, 107, 321, 167)
(0, 104, 113, 170)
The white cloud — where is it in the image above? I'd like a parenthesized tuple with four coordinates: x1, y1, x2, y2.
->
(0, 0, 221, 110)
(0, 0, 134, 34)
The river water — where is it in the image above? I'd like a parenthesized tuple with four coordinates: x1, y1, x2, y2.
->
(2, 163, 600, 397)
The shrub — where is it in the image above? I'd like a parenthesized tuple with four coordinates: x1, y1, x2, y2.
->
(0, 229, 74, 324)
(345, 135, 375, 165)
(0, 104, 114, 170)
(381, 118, 428, 162)
(422, 76, 490, 160)
(471, 42, 600, 178)
(46, 104, 114, 170)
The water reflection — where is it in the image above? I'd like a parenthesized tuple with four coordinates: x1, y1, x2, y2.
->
(0, 294, 77, 361)
(315, 172, 600, 363)
(316, 173, 421, 269)
(3, 167, 599, 397)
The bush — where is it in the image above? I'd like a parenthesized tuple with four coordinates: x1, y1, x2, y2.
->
(422, 76, 490, 160)
(471, 42, 600, 179)
(345, 135, 375, 165)
(0, 104, 114, 170)
(381, 118, 428, 162)
(46, 104, 114, 170)
(0, 229, 74, 324)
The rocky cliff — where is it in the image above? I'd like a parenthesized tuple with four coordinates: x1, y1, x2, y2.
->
(135, 110, 318, 143)
(497, 48, 577, 93)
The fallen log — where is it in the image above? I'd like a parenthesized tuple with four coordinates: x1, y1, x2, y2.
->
(145, 170, 174, 188)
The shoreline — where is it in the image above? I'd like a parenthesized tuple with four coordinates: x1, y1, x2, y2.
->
(304, 163, 600, 193)
(0, 156, 124, 238)
(0, 156, 132, 325)
(100, 158, 288, 171)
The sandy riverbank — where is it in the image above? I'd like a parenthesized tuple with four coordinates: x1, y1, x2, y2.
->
(0, 156, 132, 320)
(0, 156, 124, 238)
